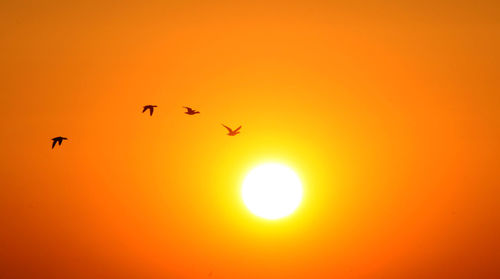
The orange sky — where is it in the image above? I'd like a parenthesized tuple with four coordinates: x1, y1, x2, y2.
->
(1, 1, 499, 278)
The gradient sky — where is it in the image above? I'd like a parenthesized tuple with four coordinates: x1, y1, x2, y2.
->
(1, 1, 499, 278)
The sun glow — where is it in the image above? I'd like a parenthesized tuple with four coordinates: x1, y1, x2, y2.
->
(242, 163, 303, 220)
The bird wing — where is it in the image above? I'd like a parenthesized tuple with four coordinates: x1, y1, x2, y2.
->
(58, 139, 62, 145)
(234, 126, 242, 132)
(142, 106, 148, 113)
(52, 140, 56, 149)
(149, 107, 154, 116)
(222, 124, 232, 132)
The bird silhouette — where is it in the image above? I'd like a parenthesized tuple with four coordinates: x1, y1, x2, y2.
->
(183, 106, 200, 115)
(142, 105, 157, 116)
(51, 137, 68, 149)
(222, 124, 242, 136)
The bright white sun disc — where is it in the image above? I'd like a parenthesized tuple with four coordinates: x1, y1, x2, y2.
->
(242, 163, 303, 220)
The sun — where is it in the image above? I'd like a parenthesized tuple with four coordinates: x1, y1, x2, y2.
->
(242, 163, 303, 220)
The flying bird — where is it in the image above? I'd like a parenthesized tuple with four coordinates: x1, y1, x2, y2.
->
(183, 106, 200, 115)
(142, 105, 157, 116)
(222, 124, 242, 136)
(51, 137, 68, 149)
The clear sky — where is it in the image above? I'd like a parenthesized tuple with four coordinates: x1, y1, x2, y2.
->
(1, 1, 499, 278)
